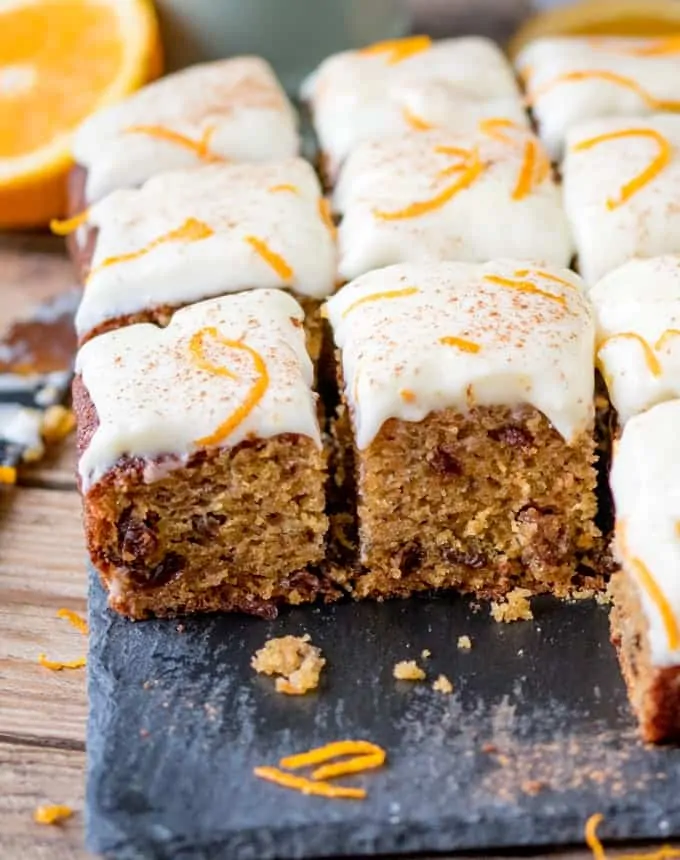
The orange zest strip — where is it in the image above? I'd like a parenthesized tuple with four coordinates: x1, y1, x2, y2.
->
(374, 150, 485, 220)
(0, 465, 17, 484)
(512, 138, 537, 200)
(190, 335, 269, 447)
(312, 751, 386, 781)
(34, 805, 74, 825)
(514, 268, 576, 290)
(269, 184, 299, 194)
(318, 198, 338, 240)
(597, 333, 662, 377)
(38, 653, 86, 671)
(281, 740, 384, 770)
(342, 286, 419, 318)
(253, 766, 366, 799)
(189, 327, 238, 380)
(585, 812, 680, 860)
(245, 235, 294, 281)
(439, 335, 481, 354)
(483, 274, 566, 307)
(359, 35, 431, 65)
(478, 117, 521, 144)
(90, 218, 214, 278)
(402, 107, 434, 131)
(50, 209, 89, 236)
(631, 556, 680, 652)
(125, 124, 225, 163)
(434, 145, 472, 159)
(400, 389, 416, 403)
(57, 608, 88, 635)
(656, 329, 680, 350)
(527, 70, 680, 113)
(573, 129, 671, 209)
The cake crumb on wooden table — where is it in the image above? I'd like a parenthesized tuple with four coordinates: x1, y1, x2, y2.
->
(490, 588, 533, 623)
(393, 660, 426, 681)
(432, 674, 453, 694)
(457, 635, 472, 650)
(252, 634, 325, 695)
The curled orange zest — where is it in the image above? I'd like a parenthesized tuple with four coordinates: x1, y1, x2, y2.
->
(359, 35, 431, 65)
(125, 124, 224, 163)
(281, 740, 385, 770)
(585, 812, 680, 860)
(400, 389, 416, 403)
(631, 556, 680, 652)
(38, 653, 86, 671)
(597, 333, 662, 377)
(656, 329, 680, 350)
(514, 268, 576, 290)
(478, 116, 520, 144)
(269, 184, 299, 194)
(479, 119, 550, 197)
(513, 138, 537, 200)
(527, 70, 680, 113)
(253, 766, 366, 799)
(374, 149, 485, 220)
(34, 805, 73, 825)
(57, 608, 88, 635)
(0, 465, 17, 484)
(245, 235, 294, 281)
(312, 751, 386, 781)
(190, 333, 269, 447)
(90, 218, 214, 278)
(573, 128, 671, 209)
(318, 198, 338, 239)
(483, 274, 567, 307)
(342, 287, 419, 318)
(402, 107, 434, 131)
(439, 335, 481, 354)
(50, 209, 89, 236)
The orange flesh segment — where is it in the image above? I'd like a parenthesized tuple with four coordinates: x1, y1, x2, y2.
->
(597, 332, 662, 376)
(244, 235, 294, 281)
(38, 653, 86, 671)
(439, 335, 481, 353)
(124, 124, 225, 162)
(253, 766, 366, 799)
(359, 35, 431, 65)
(402, 107, 434, 131)
(57, 608, 88, 635)
(528, 70, 680, 112)
(50, 209, 89, 235)
(483, 274, 567, 306)
(573, 128, 671, 208)
(342, 287, 419, 318)
(280, 740, 384, 769)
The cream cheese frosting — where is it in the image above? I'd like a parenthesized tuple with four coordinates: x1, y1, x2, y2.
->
(611, 399, 680, 668)
(591, 256, 680, 424)
(516, 36, 680, 160)
(76, 290, 321, 492)
(302, 36, 527, 182)
(75, 160, 337, 341)
(333, 126, 572, 281)
(325, 260, 594, 449)
(562, 114, 680, 286)
(73, 57, 299, 203)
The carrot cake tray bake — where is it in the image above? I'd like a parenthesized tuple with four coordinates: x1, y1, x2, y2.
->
(74, 290, 329, 619)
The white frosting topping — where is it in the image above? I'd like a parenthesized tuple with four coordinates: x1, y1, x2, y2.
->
(333, 127, 572, 281)
(76, 160, 337, 340)
(562, 114, 680, 286)
(591, 256, 680, 424)
(516, 36, 680, 159)
(325, 260, 594, 449)
(73, 58, 299, 202)
(76, 290, 321, 491)
(611, 399, 680, 667)
(302, 36, 526, 181)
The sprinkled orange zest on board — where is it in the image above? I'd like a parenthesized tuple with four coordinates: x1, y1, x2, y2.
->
(269, 184, 299, 194)
(400, 389, 416, 402)
(359, 35, 431, 65)
(402, 107, 434, 131)
(374, 149, 484, 220)
(573, 129, 671, 209)
(342, 287, 419, 318)
(34, 805, 73, 825)
(586, 812, 680, 859)
(439, 335, 481, 353)
(318, 198, 337, 239)
(0, 465, 17, 484)
(38, 654, 86, 671)
(514, 268, 576, 290)
(57, 608, 88, 635)
(125, 124, 224, 163)
(597, 333, 662, 376)
(483, 274, 566, 307)
(512, 138, 537, 200)
(90, 218, 214, 278)
(527, 70, 680, 113)
(254, 767, 366, 799)
(631, 556, 680, 652)
(50, 209, 89, 236)
(656, 329, 680, 350)
(190, 332, 269, 447)
(281, 740, 384, 770)
(311, 750, 386, 781)
(245, 235, 294, 281)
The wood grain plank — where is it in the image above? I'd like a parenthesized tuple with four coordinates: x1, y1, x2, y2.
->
(0, 488, 87, 743)
(0, 237, 74, 320)
(0, 741, 88, 860)
(20, 433, 78, 490)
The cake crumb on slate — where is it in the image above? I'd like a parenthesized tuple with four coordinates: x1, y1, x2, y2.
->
(433, 674, 453, 694)
(421, 648, 431, 659)
(252, 634, 325, 695)
(491, 588, 533, 623)
(457, 635, 472, 650)
(393, 660, 426, 681)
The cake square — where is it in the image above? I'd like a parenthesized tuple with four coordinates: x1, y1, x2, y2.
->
(591, 256, 680, 425)
(302, 35, 527, 184)
(74, 290, 328, 619)
(333, 126, 571, 281)
(516, 36, 680, 160)
(562, 114, 680, 285)
(71, 57, 299, 208)
(325, 261, 601, 599)
(68, 160, 337, 359)
(610, 399, 680, 743)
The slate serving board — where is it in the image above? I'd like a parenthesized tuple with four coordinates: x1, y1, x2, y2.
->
(87, 571, 680, 860)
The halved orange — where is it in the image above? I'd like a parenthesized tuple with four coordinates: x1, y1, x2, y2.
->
(0, 0, 162, 229)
